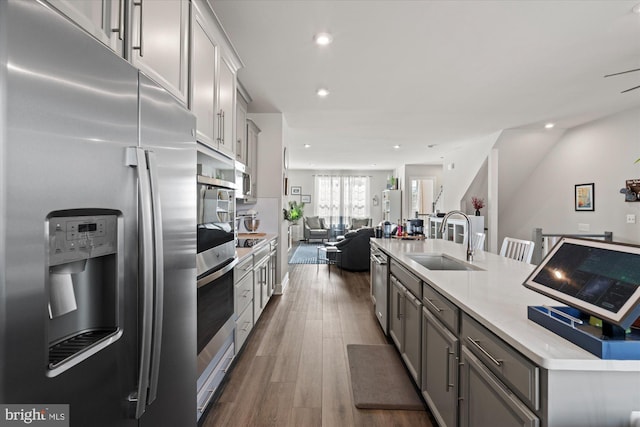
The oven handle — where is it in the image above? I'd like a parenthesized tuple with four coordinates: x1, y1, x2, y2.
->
(197, 258, 238, 288)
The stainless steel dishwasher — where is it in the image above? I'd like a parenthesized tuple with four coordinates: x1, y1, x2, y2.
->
(370, 244, 389, 335)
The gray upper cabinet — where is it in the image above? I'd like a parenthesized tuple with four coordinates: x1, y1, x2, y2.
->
(235, 91, 248, 164)
(190, 0, 243, 157)
(191, 9, 217, 147)
(216, 57, 236, 158)
(130, 0, 189, 103)
(44, 0, 125, 55)
(46, 0, 189, 103)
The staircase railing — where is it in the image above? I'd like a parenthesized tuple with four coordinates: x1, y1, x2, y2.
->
(531, 228, 613, 265)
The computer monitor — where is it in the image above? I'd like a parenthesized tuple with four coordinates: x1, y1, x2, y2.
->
(524, 237, 640, 330)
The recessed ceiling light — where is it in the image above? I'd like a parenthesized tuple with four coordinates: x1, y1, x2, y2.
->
(545, 123, 555, 129)
(393, 145, 401, 149)
(304, 144, 311, 148)
(314, 32, 333, 46)
(316, 88, 330, 97)
(633, 3, 640, 14)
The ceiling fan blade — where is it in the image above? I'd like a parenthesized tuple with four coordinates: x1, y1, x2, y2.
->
(604, 68, 640, 78)
(621, 84, 640, 93)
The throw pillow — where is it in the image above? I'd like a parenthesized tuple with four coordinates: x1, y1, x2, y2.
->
(306, 216, 321, 229)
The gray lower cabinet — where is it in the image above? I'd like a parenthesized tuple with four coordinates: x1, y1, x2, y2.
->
(459, 345, 539, 427)
(253, 247, 270, 321)
(421, 307, 459, 427)
(234, 256, 254, 352)
(389, 274, 422, 385)
(389, 276, 404, 351)
(268, 239, 277, 297)
(402, 288, 422, 383)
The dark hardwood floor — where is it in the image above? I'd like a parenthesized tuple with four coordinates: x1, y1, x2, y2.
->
(202, 261, 435, 427)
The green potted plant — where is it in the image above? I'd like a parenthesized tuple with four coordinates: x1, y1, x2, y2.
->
(283, 200, 305, 224)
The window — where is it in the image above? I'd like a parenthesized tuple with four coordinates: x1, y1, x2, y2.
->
(314, 175, 370, 226)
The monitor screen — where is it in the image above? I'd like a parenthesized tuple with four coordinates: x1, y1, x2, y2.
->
(523, 237, 640, 329)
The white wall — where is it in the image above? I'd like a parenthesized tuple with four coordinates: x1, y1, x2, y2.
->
(246, 113, 290, 291)
(285, 169, 393, 226)
(441, 131, 501, 212)
(499, 107, 640, 245)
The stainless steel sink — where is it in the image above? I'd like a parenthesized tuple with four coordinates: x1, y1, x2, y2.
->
(406, 253, 484, 271)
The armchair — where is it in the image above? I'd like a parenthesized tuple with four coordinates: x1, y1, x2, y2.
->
(326, 227, 374, 272)
(346, 217, 372, 231)
(303, 216, 330, 242)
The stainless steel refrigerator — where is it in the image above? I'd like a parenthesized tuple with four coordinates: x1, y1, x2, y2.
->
(0, 1, 197, 426)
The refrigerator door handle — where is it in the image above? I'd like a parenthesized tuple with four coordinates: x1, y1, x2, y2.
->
(126, 147, 154, 418)
(145, 149, 164, 405)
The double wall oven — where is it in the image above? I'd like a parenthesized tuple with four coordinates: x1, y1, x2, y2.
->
(195, 147, 237, 418)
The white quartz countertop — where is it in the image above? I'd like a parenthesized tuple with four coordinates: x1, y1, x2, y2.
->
(236, 233, 277, 261)
(372, 238, 640, 372)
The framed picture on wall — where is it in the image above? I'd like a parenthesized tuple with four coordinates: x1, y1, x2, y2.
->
(291, 186, 302, 195)
(301, 194, 311, 203)
(575, 183, 594, 211)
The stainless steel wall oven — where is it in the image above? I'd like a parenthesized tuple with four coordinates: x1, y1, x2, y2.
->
(195, 147, 237, 419)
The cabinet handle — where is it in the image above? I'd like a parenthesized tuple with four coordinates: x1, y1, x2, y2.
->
(445, 346, 455, 391)
(241, 321, 251, 332)
(111, 0, 124, 40)
(423, 297, 443, 313)
(396, 295, 402, 319)
(132, 0, 144, 56)
(197, 389, 215, 413)
(216, 110, 225, 144)
(221, 110, 225, 144)
(466, 337, 503, 367)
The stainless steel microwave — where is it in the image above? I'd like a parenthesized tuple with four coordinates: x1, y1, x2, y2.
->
(235, 161, 253, 200)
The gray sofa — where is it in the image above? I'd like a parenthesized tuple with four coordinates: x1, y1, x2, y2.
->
(303, 216, 330, 242)
(326, 227, 374, 272)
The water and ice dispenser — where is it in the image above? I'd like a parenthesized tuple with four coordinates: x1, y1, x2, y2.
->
(46, 210, 122, 376)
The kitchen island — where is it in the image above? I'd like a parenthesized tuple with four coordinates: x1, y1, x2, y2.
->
(371, 237, 640, 427)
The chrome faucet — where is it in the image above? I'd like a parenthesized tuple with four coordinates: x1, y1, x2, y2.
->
(439, 210, 474, 262)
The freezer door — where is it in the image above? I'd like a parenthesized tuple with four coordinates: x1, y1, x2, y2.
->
(137, 73, 197, 427)
(1, 1, 138, 426)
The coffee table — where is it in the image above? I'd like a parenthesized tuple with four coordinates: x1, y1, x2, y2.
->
(317, 246, 342, 276)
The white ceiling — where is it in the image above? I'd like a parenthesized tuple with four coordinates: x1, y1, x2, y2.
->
(211, 0, 640, 170)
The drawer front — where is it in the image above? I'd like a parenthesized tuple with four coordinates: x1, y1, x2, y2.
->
(235, 256, 254, 283)
(461, 314, 539, 411)
(234, 271, 253, 315)
(254, 246, 270, 263)
(390, 259, 421, 298)
(235, 303, 253, 352)
(423, 283, 459, 334)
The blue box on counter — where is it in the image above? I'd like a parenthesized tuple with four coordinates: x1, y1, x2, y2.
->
(527, 305, 640, 360)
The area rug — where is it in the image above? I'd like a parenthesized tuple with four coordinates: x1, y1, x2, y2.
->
(288, 242, 322, 264)
(346, 344, 425, 410)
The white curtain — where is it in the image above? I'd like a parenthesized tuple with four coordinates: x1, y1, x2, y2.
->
(314, 175, 370, 226)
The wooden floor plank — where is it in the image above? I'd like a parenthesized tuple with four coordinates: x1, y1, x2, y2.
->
(288, 407, 322, 427)
(249, 381, 296, 426)
(293, 318, 323, 408)
(203, 262, 435, 427)
(321, 336, 355, 426)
